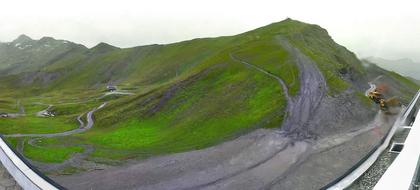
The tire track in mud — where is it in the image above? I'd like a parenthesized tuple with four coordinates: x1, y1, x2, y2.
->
(263, 116, 384, 189)
(184, 140, 292, 190)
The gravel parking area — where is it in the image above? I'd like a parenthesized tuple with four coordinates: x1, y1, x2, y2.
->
(0, 163, 21, 190)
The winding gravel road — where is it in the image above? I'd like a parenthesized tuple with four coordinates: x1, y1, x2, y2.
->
(365, 75, 383, 96)
(36, 105, 53, 117)
(229, 53, 292, 103)
(5, 103, 106, 138)
(366, 83, 376, 96)
(99, 91, 134, 99)
(4, 100, 26, 118)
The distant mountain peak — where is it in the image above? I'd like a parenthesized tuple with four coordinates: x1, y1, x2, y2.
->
(13, 34, 32, 43)
(367, 56, 416, 64)
(366, 56, 420, 80)
(94, 42, 117, 48)
(90, 42, 119, 53)
(39, 36, 56, 42)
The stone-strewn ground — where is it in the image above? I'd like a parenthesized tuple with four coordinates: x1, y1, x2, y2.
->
(0, 163, 21, 190)
(347, 128, 410, 189)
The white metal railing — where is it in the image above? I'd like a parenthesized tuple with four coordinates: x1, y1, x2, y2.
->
(0, 137, 61, 190)
(374, 90, 420, 189)
(324, 90, 420, 190)
(401, 90, 420, 126)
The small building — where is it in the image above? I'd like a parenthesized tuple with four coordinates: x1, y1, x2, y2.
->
(41, 111, 55, 117)
(0, 113, 8, 118)
(106, 85, 117, 92)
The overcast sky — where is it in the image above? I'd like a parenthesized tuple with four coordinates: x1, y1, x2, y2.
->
(1, 0, 419, 62)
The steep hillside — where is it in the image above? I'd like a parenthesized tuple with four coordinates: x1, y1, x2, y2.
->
(0, 19, 418, 186)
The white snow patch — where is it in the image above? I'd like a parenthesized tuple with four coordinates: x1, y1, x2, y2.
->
(15, 44, 32, 50)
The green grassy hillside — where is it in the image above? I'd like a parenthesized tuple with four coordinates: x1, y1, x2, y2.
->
(0, 19, 418, 170)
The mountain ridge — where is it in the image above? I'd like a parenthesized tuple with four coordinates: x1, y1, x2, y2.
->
(366, 56, 420, 80)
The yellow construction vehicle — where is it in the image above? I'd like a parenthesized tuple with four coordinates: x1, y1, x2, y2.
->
(368, 89, 399, 113)
(368, 90, 383, 104)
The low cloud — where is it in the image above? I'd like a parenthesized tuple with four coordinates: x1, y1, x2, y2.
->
(1, 0, 419, 61)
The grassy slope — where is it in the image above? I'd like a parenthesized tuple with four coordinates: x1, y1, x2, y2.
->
(81, 55, 286, 157)
(0, 19, 417, 165)
(0, 116, 76, 134)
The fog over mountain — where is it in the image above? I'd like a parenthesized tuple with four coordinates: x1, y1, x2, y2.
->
(366, 57, 420, 80)
(1, 0, 420, 62)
